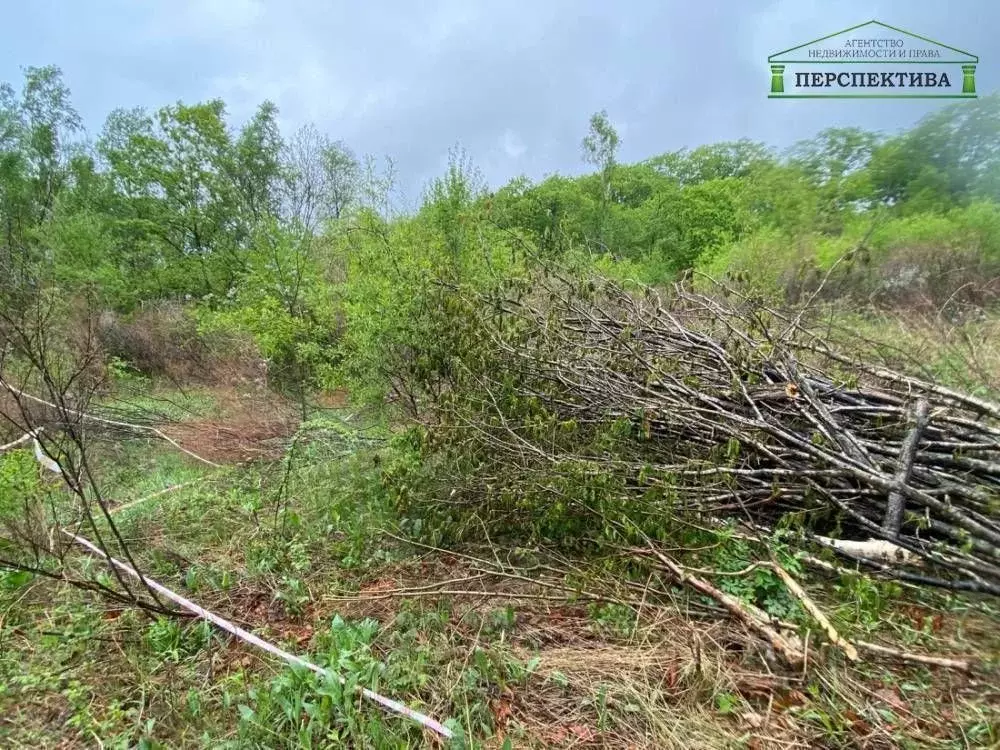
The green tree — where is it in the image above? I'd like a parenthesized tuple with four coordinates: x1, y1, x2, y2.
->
(0, 66, 81, 274)
(488, 174, 594, 258)
(231, 100, 283, 224)
(581, 110, 620, 248)
(867, 95, 1000, 210)
(646, 140, 773, 186)
(789, 127, 879, 230)
(422, 146, 486, 270)
(281, 124, 361, 231)
(97, 99, 287, 302)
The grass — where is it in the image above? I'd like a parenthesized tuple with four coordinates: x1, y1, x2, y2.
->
(818, 308, 1000, 400)
(2, 385, 999, 748)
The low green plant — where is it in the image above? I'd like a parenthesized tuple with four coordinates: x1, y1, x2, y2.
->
(833, 573, 902, 629)
(587, 602, 635, 639)
(274, 576, 311, 618)
(145, 618, 212, 663)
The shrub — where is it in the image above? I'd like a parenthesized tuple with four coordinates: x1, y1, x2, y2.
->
(332, 203, 526, 411)
(96, 302, 266, 387)
(194, 221, 343, 394)
(698, 203, 1000, 311)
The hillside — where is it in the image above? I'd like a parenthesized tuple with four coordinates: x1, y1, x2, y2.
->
(1, 68, 1000, 748)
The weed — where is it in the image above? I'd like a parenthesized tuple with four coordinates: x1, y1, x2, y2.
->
(145, 618, 213, 663)
(587, 602, 635, 639)
(274, 576, 311, 618)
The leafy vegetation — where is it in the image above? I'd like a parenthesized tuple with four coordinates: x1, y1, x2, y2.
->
(1, 66, 1000, 748)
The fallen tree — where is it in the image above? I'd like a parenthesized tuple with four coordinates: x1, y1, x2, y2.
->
(422, 272, 1000, 596)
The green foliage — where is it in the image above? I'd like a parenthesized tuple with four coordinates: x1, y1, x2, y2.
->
(332, 172, 525, 405)
(0, 446, 62, 569)
(196, 220, 340, 390)
(869, 95, 1000, 208)
(0, 448, 44, 521)
(789, 127, 881, 232)
(587, 602, 635, 639)
(4, 64, 999, 397)
(232, 614, 473, 748)
(235, 666, 400, 749)
(699, 200, 1000, 306)
(581, 109, 620, 246)
(145, 618, 213, 663)
(710, 536, 802, 621)
(833, 574, 902, 629)
(274, 576, 311, 617)
(646, 139, 773, 186)
(4, 67, 1000, 748)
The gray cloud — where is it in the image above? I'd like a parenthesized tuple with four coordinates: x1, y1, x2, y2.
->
(3, 1, 996, 204)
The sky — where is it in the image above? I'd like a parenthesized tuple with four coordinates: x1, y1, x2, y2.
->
(2, 1, 995, 208)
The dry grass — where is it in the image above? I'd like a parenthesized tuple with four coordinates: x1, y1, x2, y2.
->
(301, 550, 1000, 749)
(157, 388, 299, 463)
(95, 302, 267, 388)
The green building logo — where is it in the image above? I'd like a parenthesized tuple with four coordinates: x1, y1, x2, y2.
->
(769, 20, 978, 99)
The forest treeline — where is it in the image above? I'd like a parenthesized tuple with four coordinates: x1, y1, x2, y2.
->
(3, 65, 1000, 401)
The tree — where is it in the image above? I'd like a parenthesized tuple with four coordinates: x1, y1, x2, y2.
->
(280, 124, 361, 232)
(488, 174, 590, 258)
(357, 153, 397, 221)
(19, 66, 83, 219)
(581, 109, 619, 195)
(0, 66, 82, 276)
(422, 146, 486, 269)
(581, 110, 620, 249)
(97, 100, 237, 298)
(867, 95, 1000, 209)
(646, 140, 773, 186)
(230, 101, 283, 224)
(322, 140, 360, 221)
(789, 127, 880, 229)
(95, 99, 293, 302)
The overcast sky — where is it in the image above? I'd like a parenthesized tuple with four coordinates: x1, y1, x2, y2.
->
(2, 1, 995, 207)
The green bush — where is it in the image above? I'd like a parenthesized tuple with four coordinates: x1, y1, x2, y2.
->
(697, 202, 1000, 308)
(331, 193, 526, 410)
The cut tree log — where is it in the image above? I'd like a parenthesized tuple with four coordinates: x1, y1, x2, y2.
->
(883, 398, 930, 537)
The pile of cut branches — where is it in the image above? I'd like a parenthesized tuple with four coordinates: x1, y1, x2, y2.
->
(437, 273, 1000, 596)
